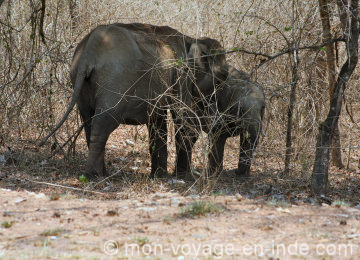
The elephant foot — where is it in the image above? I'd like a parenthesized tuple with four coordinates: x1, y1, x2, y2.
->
(84, 160, 108, 181)
(150, 167, 169, 179)
(83, 169, 108, 181)
(174, 171, 200, 181)
(208, 166, 224, 178)
(172, 170, 187, 180)
(173, 163, 193, 180)
(235, 164, 251, 176)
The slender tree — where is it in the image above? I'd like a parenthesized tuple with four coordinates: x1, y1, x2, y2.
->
(311, 0, 359, 194)
(69, 0, 79, 37)
(318, 0, 344, 168)
(284, 0, 299, 174)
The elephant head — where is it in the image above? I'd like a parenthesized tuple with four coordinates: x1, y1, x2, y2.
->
(185, 38, 227, 98)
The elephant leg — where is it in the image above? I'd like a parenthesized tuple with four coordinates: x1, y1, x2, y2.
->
(85, 111, 118, 179)
(83, 122, 92, 149)
(208, 134, 227, 177)
(77, 82, 96, 149)
(236, 125, 260, 176)
(78, 103, 94, 149)
(173, 123, 199, 179)
(148, 112, 168, 178)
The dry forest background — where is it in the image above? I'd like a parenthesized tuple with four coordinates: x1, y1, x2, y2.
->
(1, 0, 360, 200)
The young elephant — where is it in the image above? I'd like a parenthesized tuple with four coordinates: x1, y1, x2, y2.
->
(173, 65, 265, 178)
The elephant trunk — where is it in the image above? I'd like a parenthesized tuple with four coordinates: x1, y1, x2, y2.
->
(236, 118, 262, 176)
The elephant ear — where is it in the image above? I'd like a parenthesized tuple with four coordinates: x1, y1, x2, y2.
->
(187, 39, 227, 96)
(187, 38, 226, 71)
(187, 42, 207, 70)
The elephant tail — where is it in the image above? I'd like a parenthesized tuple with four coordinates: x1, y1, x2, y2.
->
(39, 66, 88, 147)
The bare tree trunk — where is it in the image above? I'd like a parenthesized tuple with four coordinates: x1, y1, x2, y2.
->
(284, 54, 298, 174)
(39, 0, 46, 44)
(311, 0, 359, 194)
(69, 0, 79, 37)
(331, 127, 343, 167)
(284, 0, 299, 174)
(318, 0, 344, 168)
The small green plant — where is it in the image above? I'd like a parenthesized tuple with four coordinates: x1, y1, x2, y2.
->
(1, 220, 15, 228)
(40, 228, 64, 236)
(175, 57, 183, 66)
(211, 190, 227, 197)
(134, 237, 149, 246)
(179, 201, 225, 218)
(267, 198, 291, 207)
(78, 174, 89, 184)
(332, 200, 350, 208)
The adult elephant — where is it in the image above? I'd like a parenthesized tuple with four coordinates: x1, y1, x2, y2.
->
(173, 65, 265, 179)
(40, 23, 226, 179)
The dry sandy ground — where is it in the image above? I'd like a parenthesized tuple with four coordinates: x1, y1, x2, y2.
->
(1, 125, 360, 260)
(1, 187, 360, 260)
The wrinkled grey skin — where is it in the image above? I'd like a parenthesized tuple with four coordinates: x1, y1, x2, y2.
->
(173, 65, 265, 178)
(40, 23, 226, 179)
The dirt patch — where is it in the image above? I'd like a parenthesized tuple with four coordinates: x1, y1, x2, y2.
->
(1, 186, 360, 259)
